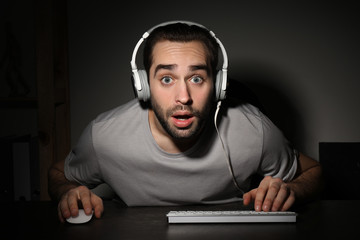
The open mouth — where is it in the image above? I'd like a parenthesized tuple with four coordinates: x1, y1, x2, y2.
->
(172, 113, 194, 128)
(173, 114, 193, 120)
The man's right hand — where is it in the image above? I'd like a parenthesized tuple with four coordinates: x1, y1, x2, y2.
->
(57, 185, 104, 223)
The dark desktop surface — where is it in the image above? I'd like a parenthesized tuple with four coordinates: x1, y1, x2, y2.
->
(3, 199, 359, 240)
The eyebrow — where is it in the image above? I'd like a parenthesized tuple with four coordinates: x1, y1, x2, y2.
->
(153, 64, 209, 77)
(153, 64, 175, 77)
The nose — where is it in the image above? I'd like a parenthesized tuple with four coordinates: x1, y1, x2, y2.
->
(175, 81, 192, 105)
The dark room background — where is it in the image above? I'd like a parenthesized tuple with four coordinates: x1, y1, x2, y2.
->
(1, 0, 360, 200)
(67, 0, 360, 159)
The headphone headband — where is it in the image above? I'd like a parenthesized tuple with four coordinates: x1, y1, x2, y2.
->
(131, 20, 228, 102)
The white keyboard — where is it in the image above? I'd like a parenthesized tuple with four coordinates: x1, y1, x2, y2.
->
(167, 210, 297, 223)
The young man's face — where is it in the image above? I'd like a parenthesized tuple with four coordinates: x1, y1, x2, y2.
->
(149, 40, 214, 140)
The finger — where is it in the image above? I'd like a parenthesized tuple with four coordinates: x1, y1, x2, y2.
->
(262, 180, 281, 212)
(67, 189, 81, 216)
(91, 193, 104, 218)
(271, 184, 290, 211)
(242, 191, 251, 206)
(58, 195, 71, 220)
(280, 190, 295, 211)
(242, 189, 256, 206)
(78, 186, 93, 215)
(254, 176, 271, 211)
(57, 203, 65, 223)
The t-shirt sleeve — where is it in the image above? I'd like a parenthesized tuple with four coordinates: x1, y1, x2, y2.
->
(258, 111, 298, 182)
(64, 121, 103, 188)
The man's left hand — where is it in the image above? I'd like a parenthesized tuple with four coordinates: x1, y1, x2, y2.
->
(243, 175, 295, 211)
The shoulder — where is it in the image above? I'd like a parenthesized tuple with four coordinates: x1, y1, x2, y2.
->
(72, 100, 142, 149)
(225, 99, 291, 153)
(93, 99, 144, 124)
(223, 97, 263, 122)
(222, 97, 283, 139)
(88, 99, 148, 143)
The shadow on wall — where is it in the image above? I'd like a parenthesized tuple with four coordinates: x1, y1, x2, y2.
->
(227, 67, 305, 153)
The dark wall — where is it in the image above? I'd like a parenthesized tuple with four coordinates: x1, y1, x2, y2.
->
(67, 0, 360, 159)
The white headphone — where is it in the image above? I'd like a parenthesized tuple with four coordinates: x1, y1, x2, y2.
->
(130, 20, 228, 102)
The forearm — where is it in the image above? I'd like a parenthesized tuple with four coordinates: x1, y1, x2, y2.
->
(48, 162, 80, 201)
(288, 154, 323, 204)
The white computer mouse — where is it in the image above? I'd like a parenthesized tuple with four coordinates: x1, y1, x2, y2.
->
(66, 209, 93, 224)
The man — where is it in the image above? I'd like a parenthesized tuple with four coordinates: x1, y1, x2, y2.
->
(48, 21, 322, 222)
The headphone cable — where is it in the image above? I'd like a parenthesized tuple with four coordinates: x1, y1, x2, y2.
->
(214, 101, 244, 195)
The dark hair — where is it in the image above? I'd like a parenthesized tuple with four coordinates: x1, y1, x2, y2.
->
(143, 23, 219, 79)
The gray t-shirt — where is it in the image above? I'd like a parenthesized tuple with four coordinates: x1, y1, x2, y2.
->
(65, 99, 297, 206)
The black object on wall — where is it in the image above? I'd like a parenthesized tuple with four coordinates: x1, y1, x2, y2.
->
(319, 142, 360, 200)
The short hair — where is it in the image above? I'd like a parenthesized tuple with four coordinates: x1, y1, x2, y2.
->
(143, 23, 219, 79)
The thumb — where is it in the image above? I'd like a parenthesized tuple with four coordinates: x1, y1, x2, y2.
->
(243, 188, 257, 206)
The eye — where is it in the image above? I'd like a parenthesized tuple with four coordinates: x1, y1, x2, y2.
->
(161, 76, 174, 85)
(190, 75, 203, 84)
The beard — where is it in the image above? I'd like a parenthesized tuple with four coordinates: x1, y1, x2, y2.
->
(150, 97, 214, 140)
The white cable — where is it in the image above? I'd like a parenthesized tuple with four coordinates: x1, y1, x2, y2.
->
(214, 101, 244, 195)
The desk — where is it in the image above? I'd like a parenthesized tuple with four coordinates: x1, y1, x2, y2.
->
(3, 200, 359, 240)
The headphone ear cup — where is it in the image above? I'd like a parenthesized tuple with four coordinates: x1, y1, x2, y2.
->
(215, 70, 227, 101)
(215, 71, 223, 101)
(137, 70, 150, 102)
